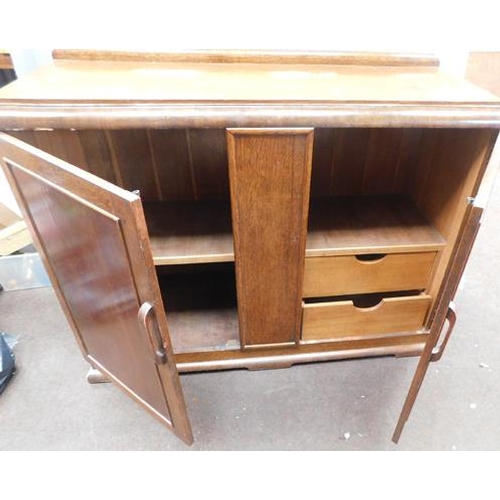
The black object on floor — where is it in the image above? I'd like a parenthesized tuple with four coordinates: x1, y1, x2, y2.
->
(0, 333, 16, 394)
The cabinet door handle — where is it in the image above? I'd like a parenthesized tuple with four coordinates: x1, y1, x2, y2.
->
(430, 302, 457, 362)
(138, 302, 167, 365)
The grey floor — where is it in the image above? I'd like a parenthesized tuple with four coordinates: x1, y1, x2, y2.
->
(1, 183, 500, 451)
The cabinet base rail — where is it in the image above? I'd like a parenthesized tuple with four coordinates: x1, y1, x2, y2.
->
(86, 334, 427, 382)
(175, 334, 427, 372)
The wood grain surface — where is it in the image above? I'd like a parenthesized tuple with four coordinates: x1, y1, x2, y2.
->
(0, 133, 193, 444)
(228, 128, 313, 346)
(303, 252, 437, 297)
(307, 195, 445, 256)
(1, 58, 495, 104)
(52, 49, 440, 67)
(302, 294, 431, 341)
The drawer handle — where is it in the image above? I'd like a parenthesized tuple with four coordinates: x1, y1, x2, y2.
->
(355, 253, 387, 264)
(138, 302, 167, 365)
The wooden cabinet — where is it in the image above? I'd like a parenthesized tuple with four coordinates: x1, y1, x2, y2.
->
(0, 50, 499, 445)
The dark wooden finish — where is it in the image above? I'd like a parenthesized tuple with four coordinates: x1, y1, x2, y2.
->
(148, 129, 194, 200)
(14, 127, 486, 212)
(175, 333, 428, 372)
(34, 130, 88, 169)
(227, 128, 313, 346)
(0, 133, 193, 445)
(157, 263, 239, 354)
(52, 49, 440, 67)
(1, 51, 499, 444)
(392, 205, 483, 443)
(105, 129, 159, 199)
(11, 129, 231, 201)
(3, 103, 500, 130)
(187, 129, 228, 199)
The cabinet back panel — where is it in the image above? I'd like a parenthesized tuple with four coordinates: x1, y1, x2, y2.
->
(8, 129, 229, 201)
(9, 129, 496, 224)
(311, 128, 424, 196)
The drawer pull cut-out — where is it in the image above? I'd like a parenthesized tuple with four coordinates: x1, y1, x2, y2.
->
(355, 253, 387, 263)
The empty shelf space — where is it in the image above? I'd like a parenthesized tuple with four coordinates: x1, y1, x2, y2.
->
(145, 194, 445, 265)
(144, 201, 233, 265)
(157, 263, 240, 354)
(307, 194, 446, 256)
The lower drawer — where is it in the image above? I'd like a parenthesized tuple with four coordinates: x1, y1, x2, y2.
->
(302, 294, 431, 342)
(303, 252, 436, 297)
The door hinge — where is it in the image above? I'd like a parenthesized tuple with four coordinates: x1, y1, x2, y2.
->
(466, 196, 475, 205)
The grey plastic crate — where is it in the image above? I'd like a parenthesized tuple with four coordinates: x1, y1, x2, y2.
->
(0, 253, 50, 291)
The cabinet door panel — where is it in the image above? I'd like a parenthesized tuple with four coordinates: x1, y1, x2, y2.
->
(0, 133, 192, 444)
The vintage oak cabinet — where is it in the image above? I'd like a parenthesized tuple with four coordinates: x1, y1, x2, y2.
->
(0, 50, 499, 445)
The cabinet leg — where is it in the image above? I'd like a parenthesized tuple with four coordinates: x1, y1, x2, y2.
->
(86, 367, 110, 384)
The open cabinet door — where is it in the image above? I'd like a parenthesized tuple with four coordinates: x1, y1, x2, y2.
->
(0, 133, 193, 445)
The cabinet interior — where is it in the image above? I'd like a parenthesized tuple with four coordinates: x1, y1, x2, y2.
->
(7, 126, 495, 353)
(156, 263, 239, 353)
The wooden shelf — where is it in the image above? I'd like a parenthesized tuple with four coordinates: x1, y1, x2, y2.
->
(145, 195, 444, 265)
(157, 264, 240, 354)
(144, 200, 234, 265)
(306, 195, 445, 256)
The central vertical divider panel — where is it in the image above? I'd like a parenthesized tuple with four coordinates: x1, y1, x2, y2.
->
(227, 128, 314, 347)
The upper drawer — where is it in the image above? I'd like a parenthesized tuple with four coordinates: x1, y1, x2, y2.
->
(303, 252, 436, 298)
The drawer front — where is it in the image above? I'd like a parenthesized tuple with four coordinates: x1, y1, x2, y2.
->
(303, 252, 436, 298)
(302, 294, 431, 342)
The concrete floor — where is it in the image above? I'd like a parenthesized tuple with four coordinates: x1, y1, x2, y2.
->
(1, 181, 500, 451)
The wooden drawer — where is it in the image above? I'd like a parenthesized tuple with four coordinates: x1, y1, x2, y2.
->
(303, 252, 436, 298)
(302, 294, 431, 342)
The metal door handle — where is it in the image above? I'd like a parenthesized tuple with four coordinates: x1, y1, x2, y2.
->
(138, 302, 167, 365)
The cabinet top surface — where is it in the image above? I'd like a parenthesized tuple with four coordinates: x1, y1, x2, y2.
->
(1, 59, 498, 104)
(1, 51, 500, 129)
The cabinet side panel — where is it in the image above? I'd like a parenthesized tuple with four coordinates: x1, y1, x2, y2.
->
(413, 129, 497, 310)
(228, 128, 313, 346)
